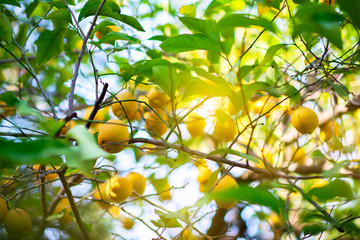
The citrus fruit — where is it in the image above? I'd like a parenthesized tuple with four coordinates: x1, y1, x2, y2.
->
(291, 106, 319, 134)
(111, 91, 138, 120)
(106, 176, 133, 202)
(0, 197, 8, 224)
(291, 148, 306, 164)
(121, 217, 135, 230)
(212, 175, 239, 209)
(4, 208, 32, 238)
(320, 120, 340, 142)
(214, 118, 237, 142)
(144, 109, 168, 137)
(53, 198, 73, 226)
(93, 183, 110, 209)
(59, 119, 77, 136)
(147, 88, 170, 109)
(98, 119, 129, 153)
(84, 106, 108, 129)
(186, 113, 206, 137)
(95, 25, 121, 40)
(126, 172, 146, 196)
(33, 164, 58, 182)
(251, 96, 278, 116)
(197, 165, 212, 185)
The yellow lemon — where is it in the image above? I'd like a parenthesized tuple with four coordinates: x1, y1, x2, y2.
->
(98, 119, 129, 153)
(291, 106, 319, 134)
(59, 119, 77, 136)
(126, 172, 146, 196)
(158, 182, 172, 201)
(197, 165, 212, 185)
(291, 148, 306, 164)
(33, 164, 58, 182)
(106, 176, 133, 202)
(144, 109, 168, 137)
(53, 198, 73, 226)
(268, 212, 283, 230)
(147, 88, 170, 109)
(212, 175, 239, 209)
(320, 120, 340, 142)
(186, 113, 206, 137)
(84, 106, 108, 128)
(111, 91, 138, 120)
(4, 208, 32, 238)
(93, 183, 110, 209)
(251, 96, 278, 116)
(214, 118, 237, 142)
(0, 197, 8, 224)
(121, 217, 135, 230)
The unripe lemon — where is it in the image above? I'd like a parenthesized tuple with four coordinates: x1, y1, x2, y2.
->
(126, 172, 146, 196)
(4, 208, 32, 238)
(214, 118, 237, 142)
(121, 217, 135, 230)
(147, 88, 170, 109)
(0, 197, 8, 224)
(197, 165, 212, 185)
(212, 175, 239, 209)
(98, 119, 129, 153)
(291, 106, 319, 134)
(111, 91, 138, 120)
(106, 176, 133, 202)
(186, 113, 206, 137)
(144, 109, 168, 137)
(320, 120, 340, 142)
(53, 198, 73, 226)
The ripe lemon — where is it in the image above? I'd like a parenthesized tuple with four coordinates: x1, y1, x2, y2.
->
(186, 113, 206, 137)
(126, 172, 146, 196)
(214, 118, 237, 142)
(98, 119, 129, 153)
(144, 109, 168, 137)
(53, 198, 73, 226)
(93, 183, 110, 209)
(106, 176, 133, 202)
(251, 96, 278, 116)
(291, 106, 319, 134)
(4, 208, 32, 238)
(197, 165, 212, 185)
(95, 25, 121, 40)
(0, 101, 15, 118)
(111, 91, 138, 120)
(59, 120, 77, 136)
(33, 164, 58, 182)
(0, 197, 8, 224)
(268, 213, 283, 230)
(121, 217, 135, 230)
(84, 106, 108, 129)
(212, 175, 239, 209)
(291, 148, 306, 164)
(147, 88, 170, 109)
(320, 120, 340, 142)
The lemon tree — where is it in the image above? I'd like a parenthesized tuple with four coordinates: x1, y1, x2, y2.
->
(1, 0, 360, 239)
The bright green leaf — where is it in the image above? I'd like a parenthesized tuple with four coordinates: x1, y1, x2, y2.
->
(179, 17, 220, 43)
(1, 0, 20, 7)
(45, 9, 72, 23)
(308, 179, 353, 201)
(35, 29, 66, 65)
(338, 0, 360, 29)
(0, 12, 13, 43)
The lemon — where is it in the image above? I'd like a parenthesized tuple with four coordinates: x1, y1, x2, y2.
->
(147, 88, 170, 109)
(93, 183, 110, 209)
(121, 217, 135, 230)
(158, 182, 172, 201)
(53, 198, 73, 226)
(111, 91, 138, 120)
(98, 119, 129, 153)
(320, 120, 340, 142)
(144, 109, 168, 137)
(251, 96, 278, 116)
(291, 148, 306, 164)
(291, 106, 319, 134)
(95, 25, 121, 40)
(33, 164, 58, 182)
(126, 172, 146, 196)
(214, 118, 237, 142)
(268, 213, 283, 230)
(197, 165, 212, 185)
(84, 106, 108, 129)
(0, 197, 8, 224)
(212, 175, 239, 209)
(4, 208, 32, 238)
(59, 119, 77, 136)
(186, 113, 206, 137)
(106, 176, 133, 202)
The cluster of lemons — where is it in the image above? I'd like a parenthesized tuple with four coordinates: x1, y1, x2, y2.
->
(0, 198, 32, 239)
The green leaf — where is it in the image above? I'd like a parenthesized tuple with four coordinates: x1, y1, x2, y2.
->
(45, 9, 72, 23)
(311, 150, 326, 160)
(254, 44, 288, 73)
(183, 79, 232, 98)
(217, 14, 277, 34)
(66, 126, 111, 174)
(148, 35, 168, 41)
(160, 34, 221, 54)
(179, 17, 220, 43)
(326, 79, 349, 101)
(322, 162, 348, 178)
(338, 0, 360, 29)
(211, 184, 280, 213)
(35, 29, 66, 65)
(0, 12, 13, 43)
(302, 223, 328, 236)
(78, 0, 144, 31)
(0, 138, 68, 168)
(0, 0, 20, 7)
(308, 179, 353, 201)
(91, 32, 139, 47)
(152, 65, 180, 98)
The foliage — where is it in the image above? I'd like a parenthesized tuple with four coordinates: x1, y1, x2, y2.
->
(1, 0, 360, 239)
